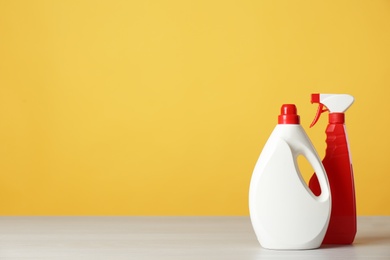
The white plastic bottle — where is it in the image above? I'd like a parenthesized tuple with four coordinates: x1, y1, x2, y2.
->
(249, 104, 331, 250)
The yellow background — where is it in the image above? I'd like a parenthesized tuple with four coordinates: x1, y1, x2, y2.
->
(0, 0, 389, 215)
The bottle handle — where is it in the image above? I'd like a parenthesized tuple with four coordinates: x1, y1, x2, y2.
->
(300, 146, 330, 202)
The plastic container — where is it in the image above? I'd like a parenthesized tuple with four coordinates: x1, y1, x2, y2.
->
(249, 104, 331, 250)
(308, 93, 356, 244)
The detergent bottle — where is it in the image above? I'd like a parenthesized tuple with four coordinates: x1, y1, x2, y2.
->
(308, 93, 356, 244)
(249, 104, 331, 250)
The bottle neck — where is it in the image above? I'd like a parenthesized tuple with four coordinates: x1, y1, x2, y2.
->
(329, 113, 345, 124)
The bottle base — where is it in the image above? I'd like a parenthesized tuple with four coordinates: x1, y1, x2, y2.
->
(322, 234, 356, 245)
(259, 241, 322, 250)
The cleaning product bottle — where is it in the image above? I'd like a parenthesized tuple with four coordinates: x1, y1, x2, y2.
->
(249, 104, 331, 250)
(308, 93, 356, 244)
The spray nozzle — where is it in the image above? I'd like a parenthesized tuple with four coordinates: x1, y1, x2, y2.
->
(310, 93, 354, 128)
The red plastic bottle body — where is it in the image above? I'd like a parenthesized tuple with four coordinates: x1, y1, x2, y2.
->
(309, 113, 356, 244)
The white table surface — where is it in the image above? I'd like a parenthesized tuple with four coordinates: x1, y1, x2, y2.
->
(0, 216, 389, 259)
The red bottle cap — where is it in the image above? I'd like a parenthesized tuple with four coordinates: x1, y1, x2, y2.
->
(329, 113, 345, 124)
(278, 104, 300, 124)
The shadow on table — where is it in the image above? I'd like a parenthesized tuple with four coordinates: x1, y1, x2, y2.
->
(353, 236, 390, 245)
(319, 235, 390, 249)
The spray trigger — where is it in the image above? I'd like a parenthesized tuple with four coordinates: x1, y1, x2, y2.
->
(310, 103, 328, 128)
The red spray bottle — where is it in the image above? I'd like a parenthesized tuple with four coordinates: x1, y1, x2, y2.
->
(309, 93, 356, 244)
